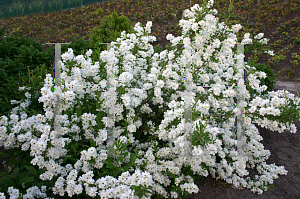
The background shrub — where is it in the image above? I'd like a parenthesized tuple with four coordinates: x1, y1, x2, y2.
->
(86, 11, 135, 61)
(0, 30, 54, 117)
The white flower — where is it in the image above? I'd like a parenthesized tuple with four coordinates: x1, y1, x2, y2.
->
(119, 72, 133, 84)
(171, 36, 182, 45)
(86, 186, 97, 197)
(196, 102, 210, 115)
(154, 87, 161, 97)
(160, 50, 168, 60)
(166, 34, 174, 41)
(191, 22, 199, 32)
(127, 124, 137, 133)
(254, 33, 264, 40)
(85, 49, 93, 57)
(207, 143, 217, 155)
(130, 97, 141, 108)
(168, 100, 179, 109)
(259, 108, 267, 116)
(212, 39, 221, 49)
(74, 184, 83, 195)
(183, 37, 191, 47)
(147, 73, 157, 82)
(191, 4, 201, 12)
(244, 33, 250, 38)
(232, 24, 242, 33)
(273, 108, 281, 116)
(265, 50, 274, 56)
(200, 73, 210, 82)
(145, 21, 152, 33)
(156, 80, 165, 88)
(248, 106, 257, 113)
(134, 22, 144, 36)
(101, 117, 115, 128)
(192, 145, 203, 156)
(205, 14, 216, 23)
(259, 38, 269, 44)
(241, 33, 253, 44)
(88, 147, 97, 158)
(61, 49, 74, 62)
(121, 94, 131, 107)
(207, 0, 214, 8)
(144, 83, 152, 90)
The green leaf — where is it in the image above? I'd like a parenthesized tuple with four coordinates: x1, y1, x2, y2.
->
(122, 152, 129, 158)
(231, 20, 240, 24)
(0, 172, 8, 177)
(105, 162, 115, 169)
(99, 168, 110, 176)
(25, 165, 37, 176)
(4, 164, 9, 173)
(76, 109, 81, 118)
(203, 132, 209, 136)
(0, 176, 15, 186)
(12, 167, 19, 178)
(118, 156, 124, 163)
(19, 176, 35, 184)
(0, 151, 9, 157)
(269, 183, 274, 189)
(130, 152, 136, 163)
(116, 168, 123, 176)
(221, 12, 227, 18)
(63, 157, 77, 163)
(144, 188, 153, 194)
(121, 162, 133, 171)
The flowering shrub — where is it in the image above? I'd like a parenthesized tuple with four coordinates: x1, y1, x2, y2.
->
(0, 1, 300, 198)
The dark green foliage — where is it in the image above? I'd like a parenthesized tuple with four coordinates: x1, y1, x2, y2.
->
(0, 31, 54, 118)
(255, 62, 276, 93)
(86, 11, 135, 58)
(245, 59, 276, 100)
(153, 44, 164, 54)
(0, 27, 5, 40)
(56, 12, 135, 70)
(0, 149, 50, 194)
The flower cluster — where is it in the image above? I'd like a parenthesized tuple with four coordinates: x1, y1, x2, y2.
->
(5, 186, 50, 199)
(0, 0, 299, 198)
(52, 169, 153, 198)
